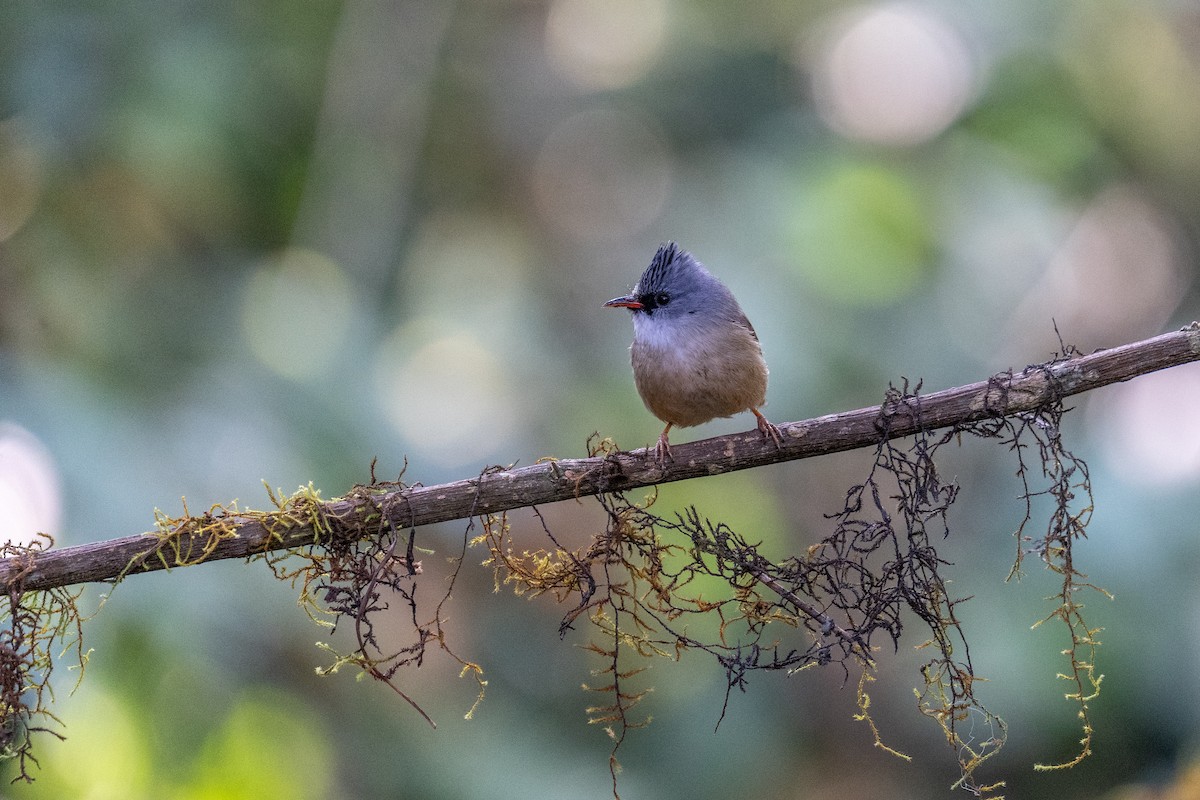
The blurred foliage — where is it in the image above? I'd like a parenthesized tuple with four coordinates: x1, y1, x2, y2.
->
(3, 0, 1200, 798)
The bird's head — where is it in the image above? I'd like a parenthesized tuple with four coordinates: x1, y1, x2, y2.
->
(604, 242, 731, 324)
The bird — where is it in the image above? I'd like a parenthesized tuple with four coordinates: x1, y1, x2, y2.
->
(605, 242, 783, 463)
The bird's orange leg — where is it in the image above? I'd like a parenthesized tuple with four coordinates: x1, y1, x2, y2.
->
(654, 422, 674, 464)
(751, 408, 783, 448)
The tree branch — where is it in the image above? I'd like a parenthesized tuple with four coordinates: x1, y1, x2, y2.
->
(4, 324, 1198, 594)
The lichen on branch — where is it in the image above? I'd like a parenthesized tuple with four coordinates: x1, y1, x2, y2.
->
(473, 357, 1104, 799)
(2, 326, 1197, 790)
(0, 534, 87, 783)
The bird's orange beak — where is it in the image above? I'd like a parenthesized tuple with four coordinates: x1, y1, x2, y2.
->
(605, 295, 643, 310)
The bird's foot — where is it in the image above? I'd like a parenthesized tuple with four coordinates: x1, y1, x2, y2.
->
(752, 408, 784, 449)
(654, 430, 674, 465)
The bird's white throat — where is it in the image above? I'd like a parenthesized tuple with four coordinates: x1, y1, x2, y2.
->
(631, 311, 728, 363)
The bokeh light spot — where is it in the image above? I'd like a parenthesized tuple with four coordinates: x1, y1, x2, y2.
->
(533, 108, 672, 241)
(545, 0, 668, 91)
(807, 3, 975, 146)
(241, 248, 353, 381)
(403, 213, 532, 332)
(374, 323, 517, 468)
(191, 690, 332, 799)
(787, 161, 933, 305)
(1092, 364, 1200, 487)
(0, 423, 62, 546)
(1006, 187, 1188, 349)
(44, 688, 152, 795)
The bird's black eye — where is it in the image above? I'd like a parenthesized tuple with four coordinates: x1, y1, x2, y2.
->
(654, 292, 670, 307)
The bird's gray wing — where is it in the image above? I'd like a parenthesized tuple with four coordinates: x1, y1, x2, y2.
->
(734, 312, 760, 342)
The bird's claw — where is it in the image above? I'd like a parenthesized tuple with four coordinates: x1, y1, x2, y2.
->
(753, 409, 784, 449)
(654, 432, 674, 465)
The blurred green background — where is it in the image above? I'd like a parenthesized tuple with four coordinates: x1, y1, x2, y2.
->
(3, 0, 1200, 798)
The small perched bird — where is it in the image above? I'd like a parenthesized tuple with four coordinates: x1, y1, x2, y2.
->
(605, 242, 783, 462)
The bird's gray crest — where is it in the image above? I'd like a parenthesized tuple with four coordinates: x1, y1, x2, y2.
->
(632, 242, 740, 323)
(637, 241, 702, 294)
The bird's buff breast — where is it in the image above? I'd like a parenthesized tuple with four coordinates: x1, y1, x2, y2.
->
(629, 317, 768, 428)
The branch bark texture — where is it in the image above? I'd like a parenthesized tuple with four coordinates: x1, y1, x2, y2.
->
(5, 324, 1199, 594)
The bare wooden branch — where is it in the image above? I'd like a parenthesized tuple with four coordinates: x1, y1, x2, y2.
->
(4, 324, 1198, 594)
